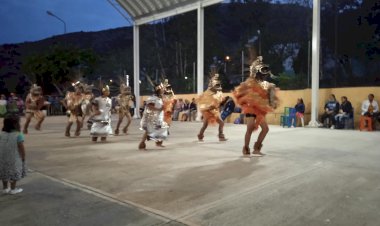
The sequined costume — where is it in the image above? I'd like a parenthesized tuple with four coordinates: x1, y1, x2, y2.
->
(23, 84, 45, 134)
(114, 84, 133, 135)
(90, 86, 113, 141)
(138, 82, 169, 150)
(61, 83, 86, 137)
(197, 73, 227, 141)
(140, 96, 169, 141)
(233, 56, 279, 156)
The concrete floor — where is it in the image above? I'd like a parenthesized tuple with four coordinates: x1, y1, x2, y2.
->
(1, 115, 380, 226)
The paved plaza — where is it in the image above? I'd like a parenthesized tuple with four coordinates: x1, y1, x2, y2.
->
(1, 115, 380, 226)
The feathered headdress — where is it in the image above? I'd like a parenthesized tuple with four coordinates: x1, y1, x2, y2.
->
(249, 56, 270, 77)
(30, 84, 42, 95)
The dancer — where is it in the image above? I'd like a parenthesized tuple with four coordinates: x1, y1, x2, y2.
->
(61, 83, 86, 137)
(197, 73, 227, 142)
(114, 84, 133, 135)
(138, 83, 169, 150)
(81, 84, 94, 129)
(233, 56, 279, 157)
(161, 79, 175, 126)
(23, 84, 45, 134)
(90, 85, 113, 142)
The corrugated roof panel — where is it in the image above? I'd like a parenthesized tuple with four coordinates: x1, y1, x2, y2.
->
(116, 0, 222, 24)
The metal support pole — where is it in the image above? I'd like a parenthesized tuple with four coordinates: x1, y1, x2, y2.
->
(196, 4, 204, 121)
(241, 50, 244, 82)
(133, 24, 140, 119)
(193, 62, 196, 93)
(308, 0, 321, 127)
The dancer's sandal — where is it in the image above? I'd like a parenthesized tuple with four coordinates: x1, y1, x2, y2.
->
(122, 127, 128, 134)
(218, 133, 228, 141)
(138, 142, 146, 150)
(156, 141, 164, 147)
(251, 142, 265, 157)
(242, 146, 250, 157)
(197, 134, 204, 142)
(114, 129, 119, 135)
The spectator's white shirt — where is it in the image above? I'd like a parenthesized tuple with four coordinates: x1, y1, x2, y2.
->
(0, 100, 7, 105)
(361, 99, 379, 115)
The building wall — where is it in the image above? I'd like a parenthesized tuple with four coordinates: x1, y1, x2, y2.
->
(141, 87, 380, 128)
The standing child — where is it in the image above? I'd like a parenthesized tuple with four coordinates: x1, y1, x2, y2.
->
(292, 98, 305, 127)
(0, 114, 26, 194)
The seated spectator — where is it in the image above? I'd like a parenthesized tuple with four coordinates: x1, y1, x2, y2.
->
(220, 96, 235, 121)
(335, 96, 353, 129)
(139, 101, 147, 118)
(173, 98, 184, 121)
(361, 94, 379, 127)
(320, 94, 340, 129)
(6, 93, 19, 114)
(292, 98, 305, 127)
(0, 94, 7, 117)
(189, 98, 197, 121)
(181, 99, 190, 121)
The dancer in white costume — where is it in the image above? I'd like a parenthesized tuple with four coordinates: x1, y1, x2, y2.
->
(138, 83, 169, 150)
(90, 85, 113, 142)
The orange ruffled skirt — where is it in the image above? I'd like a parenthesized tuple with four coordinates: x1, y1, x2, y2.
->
(197, 90, 223, 125)
(163, 99, 174, 125)
(233, 78, 275, 130)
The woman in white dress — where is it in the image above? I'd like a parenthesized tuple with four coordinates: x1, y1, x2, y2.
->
(90, 86, 113, 142)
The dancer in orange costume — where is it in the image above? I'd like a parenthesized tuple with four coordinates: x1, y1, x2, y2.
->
(161, 79, 175, 126)
(233, 56, 279, 156)
(197, 73, 227, 142)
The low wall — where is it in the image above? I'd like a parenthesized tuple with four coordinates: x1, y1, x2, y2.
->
(141, 87, 380, 128)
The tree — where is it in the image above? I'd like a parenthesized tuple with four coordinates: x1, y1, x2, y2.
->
(22, 45, 98, 94)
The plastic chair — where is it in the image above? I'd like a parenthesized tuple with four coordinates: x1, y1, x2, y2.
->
(359, 115, 372, 131)
(280, 107, 296, 128)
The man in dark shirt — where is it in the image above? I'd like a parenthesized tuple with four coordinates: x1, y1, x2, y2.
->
(334, 96, 353, 129)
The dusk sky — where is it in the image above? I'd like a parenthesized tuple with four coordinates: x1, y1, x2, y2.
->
(0, 0, 131, 45)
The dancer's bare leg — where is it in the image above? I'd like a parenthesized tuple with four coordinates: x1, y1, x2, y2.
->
(23, 113, 32, 134)
(197, 119, 208, 141)
(243, 117, 255, 155)
(122, 113, 131, 134)
(252, 120, 269, 155)
(115, 113, 123, 135)
(65, 121, 73, 137)
(74, 117, 82, 136)
(138, 132, 147, 150)
(217, 118, 227, 141)
(35, 115, 45, 130)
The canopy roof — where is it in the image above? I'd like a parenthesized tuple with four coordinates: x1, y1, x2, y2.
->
(116, 0, 222, 25)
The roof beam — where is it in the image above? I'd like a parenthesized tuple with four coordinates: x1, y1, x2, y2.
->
(134, 0, 222, 25)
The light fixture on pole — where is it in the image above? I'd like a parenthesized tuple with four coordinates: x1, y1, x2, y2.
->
(47, 10, 67, 34)
(224, 55, 230, 73)
(257, 30, 261, 55)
